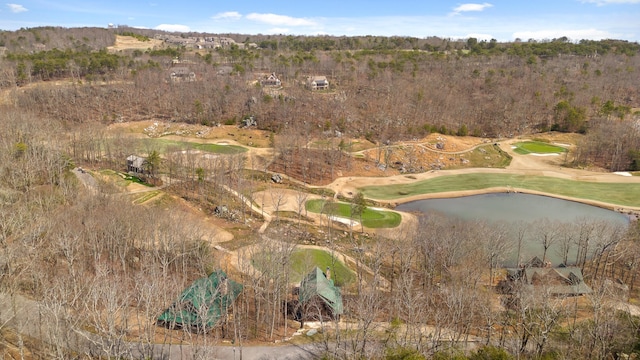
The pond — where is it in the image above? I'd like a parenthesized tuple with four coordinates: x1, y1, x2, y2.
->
(395, 193, 630, 266)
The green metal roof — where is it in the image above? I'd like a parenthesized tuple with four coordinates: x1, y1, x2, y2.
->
(299, 267, 344, 315)
(157, 270, 243, 330)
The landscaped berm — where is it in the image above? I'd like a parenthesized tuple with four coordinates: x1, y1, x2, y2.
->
(157, 270, 243, 333)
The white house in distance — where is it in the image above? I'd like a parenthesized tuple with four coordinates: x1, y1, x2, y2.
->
(260, 73, 281, 87)
(307, 76, 329, 90)
(169, 67, 196, 82)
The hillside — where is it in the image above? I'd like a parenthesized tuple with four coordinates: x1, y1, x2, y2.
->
(106, 34, 164, 52)
(1, 27, 638, 171)
(0, 27, 640, 360)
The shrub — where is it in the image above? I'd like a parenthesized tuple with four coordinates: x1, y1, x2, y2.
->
(469, 346, 513, 360)
(385, 346, 426, 360)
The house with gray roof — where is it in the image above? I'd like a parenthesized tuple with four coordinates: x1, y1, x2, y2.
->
(504, 258, 592, 296)
(260, 73, 281, 87)
(126, 155, 145, 174)
(307, 76, 329, 90)
(169, 67, 196, 82)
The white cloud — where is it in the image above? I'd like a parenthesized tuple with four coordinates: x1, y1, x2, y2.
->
(267, 27, 290, 34)
(194, 13, 637, 42)
(212, 11, 242, 20)
(452, 3, 493, 14)
(512, 28, 614, 41)
(465, 33, 495, 41)
(155, 24, 191, 32)
(580, 0, 640, 4)
(245, 13, 316, 27)
(7, 3, 28, 13)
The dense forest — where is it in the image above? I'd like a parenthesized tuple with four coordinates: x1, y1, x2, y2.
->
(0, 27, 640, 359)
(1, 27, 639, 171)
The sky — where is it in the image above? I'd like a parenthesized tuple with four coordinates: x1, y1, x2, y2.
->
(1, 0, 639, 42)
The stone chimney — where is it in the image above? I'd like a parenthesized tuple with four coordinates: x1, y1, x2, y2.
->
(219, 277, 228, 296)
(325, 267, 331, 281)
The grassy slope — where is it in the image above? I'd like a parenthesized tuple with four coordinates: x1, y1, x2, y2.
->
(360, 173, 640, 207)
(512, 141, 567, 155)
(289, 248, 355, 286)
(305, 199, 402, 228)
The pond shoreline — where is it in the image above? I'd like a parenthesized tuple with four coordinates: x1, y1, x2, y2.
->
(388, 186, 640, 222)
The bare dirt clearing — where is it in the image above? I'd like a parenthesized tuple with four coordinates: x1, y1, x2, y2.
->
(107, 35, 164, 52)
(359, 134, 495, 172)
(107, 120, 273, 148)
(81, 168, 235, 244)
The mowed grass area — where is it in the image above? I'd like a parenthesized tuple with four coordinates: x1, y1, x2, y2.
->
(132, 190, 161, 204)
(305, 199, 402, 228)
(252, 248, 354, 286)
(99, 169, 153, 187)
(137, 139, 247, 155)
(513, 141, 567, 155)
(360, 173, 640, 207)
(289, 248, 355, 286)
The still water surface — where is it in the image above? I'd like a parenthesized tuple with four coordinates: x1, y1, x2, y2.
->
(395, 193, 630, 266)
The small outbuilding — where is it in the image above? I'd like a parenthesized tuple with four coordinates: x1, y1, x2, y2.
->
(157, 270, 243, 332)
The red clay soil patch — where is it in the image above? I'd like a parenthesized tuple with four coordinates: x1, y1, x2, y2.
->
(269, 148, 398, 186)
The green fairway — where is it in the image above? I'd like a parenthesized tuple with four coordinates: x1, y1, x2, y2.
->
(513, 141, 567, 155)
(305, 199, 402, 228)
(360, 173, 640, 207)
(289, 248, 355, 286)
(137, 139, 247, 154)
(252, 247, 354, 286)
